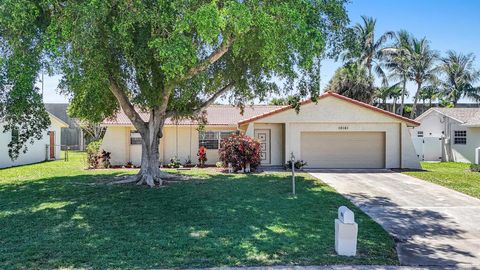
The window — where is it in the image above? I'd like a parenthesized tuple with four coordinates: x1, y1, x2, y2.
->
(199, 131, 219, 149)
(11, 128, 19, 143)
(454, 130, 467, 145)
(417, 131, 424, 138)
(199, 131, 235, 149)
(130, 131, 142, 145)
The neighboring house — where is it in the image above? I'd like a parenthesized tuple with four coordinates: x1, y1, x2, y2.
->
(101, 92, 421, 169)
(0, 112, 68, 169)
(45, 103, 85, 150)
(413, 108, 480, 163)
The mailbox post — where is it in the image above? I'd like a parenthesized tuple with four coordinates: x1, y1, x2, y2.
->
(335, 206, 358, 256)
(290, 152, 296, 195)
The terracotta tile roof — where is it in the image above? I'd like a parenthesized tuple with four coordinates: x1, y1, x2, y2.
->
(418, 107, 480, 125)
(238, 92, 420, 126)
(103, 92, 420, 127)
(102, 104, 285, 126)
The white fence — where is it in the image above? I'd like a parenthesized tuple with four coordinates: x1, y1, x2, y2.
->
(412, 137, 443, 162)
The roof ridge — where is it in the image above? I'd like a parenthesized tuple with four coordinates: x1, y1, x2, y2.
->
(238, 92, 419, 126)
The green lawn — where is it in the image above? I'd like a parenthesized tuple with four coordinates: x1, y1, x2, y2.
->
(404, 162, 480, 199)
(0, 152, 397, 269)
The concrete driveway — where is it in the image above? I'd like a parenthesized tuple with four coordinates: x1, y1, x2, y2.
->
(309, 170, 480, 267)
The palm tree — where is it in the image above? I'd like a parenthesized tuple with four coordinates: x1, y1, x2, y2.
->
(439, 51, 480, 106)
(387, 86, 403, 113)
(325, 62, 375, 104)
(408, 37, 439, 118)
(346, 16, 394, 84)
(375, 86, 391, 110)
(382, 30, 413, 115)
(419, 85, 440, 108)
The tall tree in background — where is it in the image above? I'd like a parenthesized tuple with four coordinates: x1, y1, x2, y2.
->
(375, 86, 391, 110)
(387, 86, 403, 113)
(408, 37, 439, 118)
(0, 0, 348, 186)
(439, 51, 480, 106)
(383, 30, 413, 115)
(345, 16, 394, 83)
(325, 62, 375, 103)
(419, 85, 440, 108)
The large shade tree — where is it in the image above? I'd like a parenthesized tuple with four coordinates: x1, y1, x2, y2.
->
(0, 0, 348, 186)
(0, 44, 51, 159)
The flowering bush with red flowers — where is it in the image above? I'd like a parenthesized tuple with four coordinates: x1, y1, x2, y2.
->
(197, 146, 207, 167)
(219, 133, 261, 172)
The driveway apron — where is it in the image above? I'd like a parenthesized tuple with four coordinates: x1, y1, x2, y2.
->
(309, 170, 480, 267)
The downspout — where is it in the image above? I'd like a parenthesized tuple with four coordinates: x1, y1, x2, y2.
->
(189, 124, 192, 162)
(399, 123, 403, 169)
(175, 124, 179, 158)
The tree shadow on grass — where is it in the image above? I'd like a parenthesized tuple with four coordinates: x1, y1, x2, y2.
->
(0, 172, 397, 269)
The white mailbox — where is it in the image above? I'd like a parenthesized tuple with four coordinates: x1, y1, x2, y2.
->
(335, 206, 358, 256)
(338, 206, 355, 224)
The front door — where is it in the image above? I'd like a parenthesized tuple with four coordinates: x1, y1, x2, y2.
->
(49, 131, 55, 159)
(254, 129, 271, 165)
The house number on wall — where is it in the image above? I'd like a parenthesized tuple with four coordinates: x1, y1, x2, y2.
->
(338, 126, 349, 130)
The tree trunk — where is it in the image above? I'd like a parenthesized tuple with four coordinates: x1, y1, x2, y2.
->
(136, 133, 162, 187)
(131, 111, 169, 187)
(398, 76, 407, 115)
(410, 82, 422, 119)
(392, 98, 397, 113)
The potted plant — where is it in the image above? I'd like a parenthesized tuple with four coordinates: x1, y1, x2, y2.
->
(197, 146, 207, 167)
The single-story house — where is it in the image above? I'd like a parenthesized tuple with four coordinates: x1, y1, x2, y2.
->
(101, 92, 421, 169)
(0, 112, 68, 169)
(413, 107, 480, 163)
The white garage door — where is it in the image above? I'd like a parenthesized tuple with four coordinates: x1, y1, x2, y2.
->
(300, 132, 385, 169)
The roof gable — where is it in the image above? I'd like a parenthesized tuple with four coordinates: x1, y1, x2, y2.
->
(48, 112, 69, 128)
(416, 107, 480, 125)
(238, 92, 419, 126)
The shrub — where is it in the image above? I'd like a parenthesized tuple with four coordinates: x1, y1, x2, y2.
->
(219, 134, 261, 172)
(86, 140, 111, 169)
(97, 150, 111, 169)
(197, 146, 207, 167)
(285, 160, 308, 170)
(166, 157, 181, 168)
(86, 140, 102, 169)
(470, 163, 480, 172)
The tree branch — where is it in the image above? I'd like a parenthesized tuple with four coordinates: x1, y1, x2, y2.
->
(166, 82, 234, 118)
(193, 82, 235, 115)
(179, 35, 234, 82)
(108, 76, 147, 134)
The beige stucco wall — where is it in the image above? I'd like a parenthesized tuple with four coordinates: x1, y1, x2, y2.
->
(0, 115, 64, 169)
(252, 123, 284, 166)
(412, 110, 446, 138)
(245, 96, 420, 169)
(286, 122, 401, 168)
(101, 126, 129, 165)
(101, 125, 237, 166)
(413, 110, 480, 163)
(448, 122, 479, 163)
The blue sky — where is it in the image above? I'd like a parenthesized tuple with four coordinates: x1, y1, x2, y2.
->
(41, 0, 480, 103)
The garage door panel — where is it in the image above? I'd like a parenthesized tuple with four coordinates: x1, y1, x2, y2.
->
(301, 132, 385, 168)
